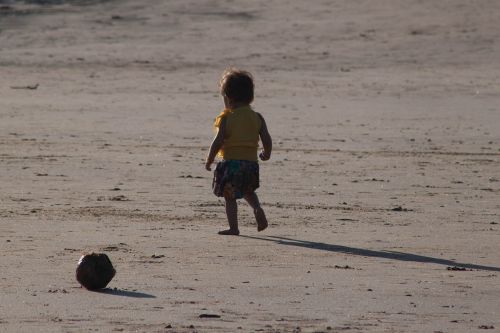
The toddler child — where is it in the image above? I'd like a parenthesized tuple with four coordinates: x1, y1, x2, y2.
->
(205, 68, 272, 235)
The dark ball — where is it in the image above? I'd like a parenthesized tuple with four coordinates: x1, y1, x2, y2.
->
(76, 253, 116, 290)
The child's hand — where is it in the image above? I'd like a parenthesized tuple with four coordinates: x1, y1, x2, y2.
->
(205, 159, 213, 171)
(259, 151, 270, 161)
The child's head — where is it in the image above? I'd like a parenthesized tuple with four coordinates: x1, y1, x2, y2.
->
(220, 68, 254, 106)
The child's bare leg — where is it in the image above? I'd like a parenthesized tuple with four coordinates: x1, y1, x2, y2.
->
(219, 196, 239, 235)
(244, 192, 268, 232)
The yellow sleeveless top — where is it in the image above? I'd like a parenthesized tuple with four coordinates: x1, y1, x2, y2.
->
(214, 106, 262, 161)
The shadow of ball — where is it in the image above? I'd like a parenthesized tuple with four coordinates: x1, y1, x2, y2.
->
(76, 253, 116, 290)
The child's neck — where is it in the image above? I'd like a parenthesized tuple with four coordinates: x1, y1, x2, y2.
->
(227, 102, 248, 110)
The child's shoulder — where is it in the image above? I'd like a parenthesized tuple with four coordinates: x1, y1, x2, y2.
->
(214, 110, 230, 128)
(254, 111, 265, 122)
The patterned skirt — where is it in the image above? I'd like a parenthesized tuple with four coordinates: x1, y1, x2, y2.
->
(212, 160, 259, 199)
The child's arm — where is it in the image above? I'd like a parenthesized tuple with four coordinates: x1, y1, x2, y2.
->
(205, 117, 226, 171)
(257, 113, 272, 161)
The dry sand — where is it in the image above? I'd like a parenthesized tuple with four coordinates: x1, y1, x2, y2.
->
(1, 0, 499, 332)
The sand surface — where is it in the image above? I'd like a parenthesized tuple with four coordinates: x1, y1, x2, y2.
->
(1, 1, 499, 332)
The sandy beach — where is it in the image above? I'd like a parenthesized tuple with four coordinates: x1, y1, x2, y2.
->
(1, 0, 499, 332)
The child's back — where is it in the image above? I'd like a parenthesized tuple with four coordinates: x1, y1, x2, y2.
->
(219, 105, 262, 161)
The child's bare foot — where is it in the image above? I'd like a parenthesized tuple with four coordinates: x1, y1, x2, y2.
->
(218, 229, 240, 236)
(255, 207, 268, 232)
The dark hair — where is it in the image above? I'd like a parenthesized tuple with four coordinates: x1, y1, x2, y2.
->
(220, 68, 254, 105)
